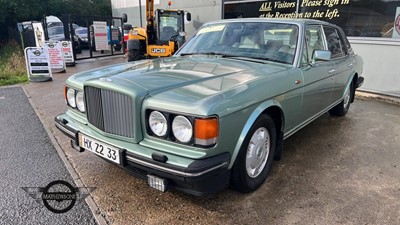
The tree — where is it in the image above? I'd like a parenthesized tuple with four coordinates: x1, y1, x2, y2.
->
(64, 0, 111, 17)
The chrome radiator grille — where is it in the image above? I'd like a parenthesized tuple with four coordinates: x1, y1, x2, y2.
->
(85, 86, 134, 138)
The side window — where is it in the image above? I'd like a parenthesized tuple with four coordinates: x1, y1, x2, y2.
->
(338, 28, 351, 50)
(304, 26, 325, 63)
(338, 29, 350, 55)
(323, 26, 343, 59)
(301, 39, 308, 66)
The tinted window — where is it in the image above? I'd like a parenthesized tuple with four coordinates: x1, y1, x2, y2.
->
(337, 30, 348, 56)
(323, 27, 343, 59)
(339, 28, 352, 52)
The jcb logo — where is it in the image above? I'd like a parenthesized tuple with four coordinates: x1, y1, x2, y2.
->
(151, 48, 166, 53)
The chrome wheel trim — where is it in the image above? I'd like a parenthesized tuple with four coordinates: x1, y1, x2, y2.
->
(343, 86, 351, 109)
(245, 127, 270, 178)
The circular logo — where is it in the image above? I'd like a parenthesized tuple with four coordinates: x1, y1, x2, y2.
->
(48, 42, 55, 48)
(396, 14, 400, 35)
(62, 42, 69, 47)
(41, 180, 77, 213)
(33, 50, 41, 56)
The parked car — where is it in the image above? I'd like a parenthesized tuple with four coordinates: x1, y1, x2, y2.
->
(48, 26, 82, 54)
(75, 27, 89, 49)
(55, 19, 364, 196)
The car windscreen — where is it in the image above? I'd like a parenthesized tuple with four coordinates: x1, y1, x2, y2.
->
(177, 22, 299, 64)
(75, 29, 87, 35)
(48, 27, 65, 37)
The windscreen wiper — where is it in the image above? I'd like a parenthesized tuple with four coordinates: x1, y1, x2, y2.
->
(180, 52, 289, 64)
(228, 56, 289, 64)
(180, 52, 239, 57)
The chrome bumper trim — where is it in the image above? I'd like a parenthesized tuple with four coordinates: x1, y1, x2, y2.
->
(126, 155, 228, 177)
(55, 121, 75, 138)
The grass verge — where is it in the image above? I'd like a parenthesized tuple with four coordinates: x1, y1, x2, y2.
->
(0, 41, 28, 86)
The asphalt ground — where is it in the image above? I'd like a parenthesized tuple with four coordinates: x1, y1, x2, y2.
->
(0, 87, 96, 225)
(23, 56, 400, 225)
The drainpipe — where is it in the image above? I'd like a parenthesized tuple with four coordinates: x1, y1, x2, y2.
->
(139, 0, 143, 27)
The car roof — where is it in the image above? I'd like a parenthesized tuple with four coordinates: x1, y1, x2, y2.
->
(207, 18, 334, 27)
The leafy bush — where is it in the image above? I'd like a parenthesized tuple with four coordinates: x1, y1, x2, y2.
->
(0, 41, 28, 86)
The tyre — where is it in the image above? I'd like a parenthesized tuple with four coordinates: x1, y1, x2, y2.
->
(127, 49, 141, 62)
(114, 44, 122, 51)
(232, 114, 277, 193)
(329, 81, 354, 117)
(75, 46, 82, 54)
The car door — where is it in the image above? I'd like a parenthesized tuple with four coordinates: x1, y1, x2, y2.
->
(300, 25, 334, 122)
(323, 26, 353, 103)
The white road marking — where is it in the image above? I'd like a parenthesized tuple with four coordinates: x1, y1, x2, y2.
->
(0, 96, 5, 100)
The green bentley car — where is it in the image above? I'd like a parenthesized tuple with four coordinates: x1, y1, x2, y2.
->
(55, 19, 364, 195)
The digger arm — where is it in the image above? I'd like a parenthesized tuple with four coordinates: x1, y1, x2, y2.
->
(145, 0, 156, 44)
(146, 0, 154, 23)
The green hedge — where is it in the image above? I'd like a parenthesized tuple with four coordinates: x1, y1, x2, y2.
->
(0, 41, 28, 86)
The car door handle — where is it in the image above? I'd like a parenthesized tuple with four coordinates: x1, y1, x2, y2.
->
(348, 63, 353, 67)
(328, 69, 336, 74)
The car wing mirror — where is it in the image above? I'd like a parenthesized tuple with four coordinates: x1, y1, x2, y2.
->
(313, 50, 331, 63)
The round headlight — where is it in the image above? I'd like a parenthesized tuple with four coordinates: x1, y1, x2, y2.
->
(172, 116, 193, 143)
(149, 111, 168, 137)
(76, 91, 85, 112)
(67, 88, 76, 108)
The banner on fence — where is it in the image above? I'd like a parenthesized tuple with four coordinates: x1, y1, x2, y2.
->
(93, 21, 108, 51)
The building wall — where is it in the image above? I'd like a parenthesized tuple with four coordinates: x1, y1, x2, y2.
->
(111, 0, 222, 36)
(350, 39, 400, 97)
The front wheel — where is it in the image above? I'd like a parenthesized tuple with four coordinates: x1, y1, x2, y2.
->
(329, 81, 354, 116)
(232, 114, 277, 193)
(127, 49, 141, 62)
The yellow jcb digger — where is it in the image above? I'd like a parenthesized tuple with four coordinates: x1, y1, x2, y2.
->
(123, 0, 191, 61)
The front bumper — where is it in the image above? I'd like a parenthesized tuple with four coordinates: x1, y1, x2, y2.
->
(55, 114, 231, 196)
